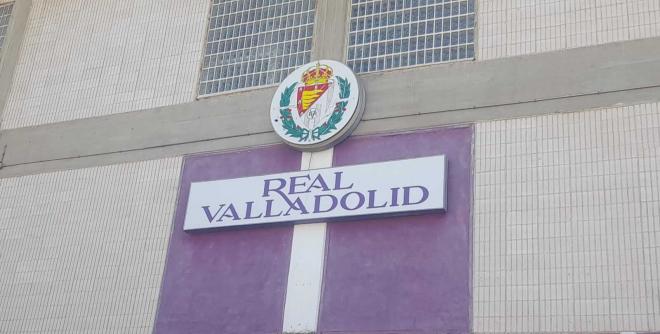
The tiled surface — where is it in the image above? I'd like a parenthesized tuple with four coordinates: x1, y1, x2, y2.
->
(0, 2, 13, 55)
(1, 0, 209, 129)
(198, 0, 315, 95)
(347, 0, 476, 73)
(478, 0, 660, 60)
(0, 158, 182, 333)
(473, 103, 660, 333)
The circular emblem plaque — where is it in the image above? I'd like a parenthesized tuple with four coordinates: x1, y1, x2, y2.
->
(270, 60, 365, 152)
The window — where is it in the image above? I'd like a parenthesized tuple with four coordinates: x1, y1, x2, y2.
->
(347, 0, 475, 74)
(199, 0, 316, 96)
(0, 2, 13, 54)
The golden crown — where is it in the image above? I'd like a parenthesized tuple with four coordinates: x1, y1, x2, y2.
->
(301, 63, 333, 85)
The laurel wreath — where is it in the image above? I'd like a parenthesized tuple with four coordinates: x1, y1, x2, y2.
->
(279, 76, 351, 142)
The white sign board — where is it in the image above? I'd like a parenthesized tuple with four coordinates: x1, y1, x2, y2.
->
(183, 155, 447, 231)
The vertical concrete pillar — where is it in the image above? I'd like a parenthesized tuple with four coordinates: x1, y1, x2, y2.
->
(282, 1, 350, 333)
(282, 149, 333, 333)
(310, 0, 350, 61)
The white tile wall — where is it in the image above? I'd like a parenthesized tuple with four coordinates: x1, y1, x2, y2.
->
(473, 103, 660, 333)
(0, 157, 182, 333)
(477, 0, 660, 60)
(1, 0, 209, 130)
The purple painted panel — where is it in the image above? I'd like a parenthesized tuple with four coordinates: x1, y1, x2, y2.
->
(154, 145, 301, 334)
(319, 127, 473, 334)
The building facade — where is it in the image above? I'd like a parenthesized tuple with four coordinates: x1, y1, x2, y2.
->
(0, 0, 659, 333)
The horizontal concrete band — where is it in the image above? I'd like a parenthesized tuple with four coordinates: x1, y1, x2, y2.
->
(1, 37, 660, 178)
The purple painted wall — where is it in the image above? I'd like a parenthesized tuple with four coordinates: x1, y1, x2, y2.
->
(153, 145, 301, 334)
(318, 127, 473, 334)
(155, 126, 472, 334)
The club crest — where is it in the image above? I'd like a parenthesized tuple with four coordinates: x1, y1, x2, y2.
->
(270, 60, 364, 152)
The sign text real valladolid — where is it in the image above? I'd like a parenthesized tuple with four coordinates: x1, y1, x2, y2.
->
(183, 155, 447, 231)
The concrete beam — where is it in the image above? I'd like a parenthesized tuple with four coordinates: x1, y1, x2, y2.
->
(359, 36, 660, 121)
(282, 3, 350, 333)
(1, 37, 660, 178)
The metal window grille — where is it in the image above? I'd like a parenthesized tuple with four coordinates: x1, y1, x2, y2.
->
(199, 0, 316, 96)
(347, 0, 475, 74)
(0, 2, 13, 53)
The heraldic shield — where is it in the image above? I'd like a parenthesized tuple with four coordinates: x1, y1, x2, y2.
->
(296, 63, 335, 130)
(270, 59, 364, 151)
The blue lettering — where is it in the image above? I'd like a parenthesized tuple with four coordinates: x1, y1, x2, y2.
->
(340, 191, 365, 211)
(201, 205, 224, 223)
(289, 174, 310, 194)
(244, 201, 263, 219)
(313, 194, 338, 213)
(283, 197, 309, 216)
(367, 190, 388, 209)
(333, 172, 354, 190)
(263, 178, 287, 197)
(390, 188, 400, 207)
(402, 186, 429, 205)
(305, 174, 330, 193)
(264, 199, 283, 218)
(217, 203, 240, 222)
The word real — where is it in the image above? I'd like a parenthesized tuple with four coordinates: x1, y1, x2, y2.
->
(183, 155, 447, 231)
